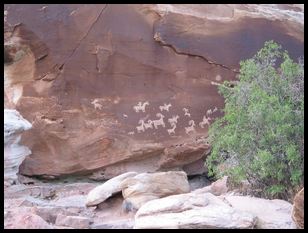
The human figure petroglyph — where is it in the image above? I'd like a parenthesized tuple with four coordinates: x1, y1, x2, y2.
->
(144, 120, 153, 130)
(133, 101, 149, 113)
(136, 120, 145, 133)
(168, 115, 179, 127)
(185, 120, 196, 134)
(206, 109, 212, 115)
(167, 124, 176, 135)
(91, 99, 103, 110)
(199, 116, 211, 128)
(159, 103, 172, 112)
(152, 113, 165, 129)
(183, 108, 191, 117)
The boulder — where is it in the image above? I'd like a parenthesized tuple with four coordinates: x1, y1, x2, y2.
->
(121, 171, 190, 210)
(292, 187, 304, 229)
(55, 214, 90, 229)
(86, 171, 138, 207)
(4, 4, 303, 178)
(194, 176, 229, 196)
(224, 195, 297, 229)
(4, 109, 32, 185)
(5, 212, 53, 229)
(134, 191, 256, 229)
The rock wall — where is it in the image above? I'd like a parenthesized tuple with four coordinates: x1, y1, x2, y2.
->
(4, 109, 32, 185)
(4, 4, 304, 179)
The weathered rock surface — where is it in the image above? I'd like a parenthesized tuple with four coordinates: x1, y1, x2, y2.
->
(4, 180, 135, 229)
(4, 109, 32, 185)
(86, 171, 138, 207)
(292, 187, 304, 229)
(224, 195, 297, 229)
(121, 171, 190, 210)
(4, 4, 303, 178)
(55, 214, 90, 229)
(5, 211, 53, 229)
(134, 191, 256, 229)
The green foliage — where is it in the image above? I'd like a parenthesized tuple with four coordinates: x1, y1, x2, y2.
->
(206, 41, 304, 200)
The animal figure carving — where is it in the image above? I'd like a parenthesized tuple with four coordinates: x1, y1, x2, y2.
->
(199, 116, 211, 128)
(183, 108, 191, 117)
(152, 113, 165, 129)
(167, 124, 176, 135)
(136, 120, 145, 133)
(128, 131, 135, 135)
(133, 101, 149, 113)
(91, 99, 103, 110)
(144, 120, 153, 130)
(185, 120, 196, 134)
(213, 107, 218, 113)
(159, 103, 172, 112)
(168, 115, 179, 127)
(206, 109, 212, 115)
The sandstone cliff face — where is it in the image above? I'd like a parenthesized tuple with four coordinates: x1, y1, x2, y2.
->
(4, 4, 304, 179)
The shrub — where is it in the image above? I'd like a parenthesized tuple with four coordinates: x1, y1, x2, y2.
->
(206, 41, 304, 201)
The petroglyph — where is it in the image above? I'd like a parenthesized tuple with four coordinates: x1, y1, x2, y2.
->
(185, 120, 196, 134)
(167, 124, 176, 135)
(213, 107, 218, 113)
(128, 131, 135, 135)
(159, 103, 172, 112)
(144, 120, 153, 130)
(206, 109, 212, 115)
(133, 101, 149, 113)
(168, 115, 179, 127)
(123, 114, 128, 118)
(183, 108, 191, 117)
(199, 116, 211, 128)
(152, 113, 165, 129)
(136, 120, 145, 133)
(91, 99, 103, 110)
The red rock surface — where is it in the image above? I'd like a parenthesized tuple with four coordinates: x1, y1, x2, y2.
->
(4, 4, 304, 178)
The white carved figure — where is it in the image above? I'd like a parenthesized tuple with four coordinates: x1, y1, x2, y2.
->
(213, 107, 218, 113)
(167, 124, 176, 135)
(91, 99, 103, 110)
(185, 120, 196, 134)
(133, 101, 149, 113)
(123, 114, 128, 118)
(183, 108, 191, 117)
(136, 120, 145, 133)
(152, 113, 165, 129)
(206, 109, 212, 115)
(159, 103, 172, 112)
(168, 115, 179, 127)
(144, 120, 153, 130)
(128, 131, 135, 135)
(199, 116, 211, 128)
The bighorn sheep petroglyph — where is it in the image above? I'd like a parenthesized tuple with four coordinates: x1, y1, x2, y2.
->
(159, 103, 172, 112)
(133, 101, 149, 113)
(167, 124, 176, 135)
(144, 120, 153, 130)
(199, 116, 211, 128)
(183, 108, 191, 117)
(168, 115, 179, 127)
(91, 99, 103, 110)
(185, 120, 196, 134)
(153, 113, 165, 129)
